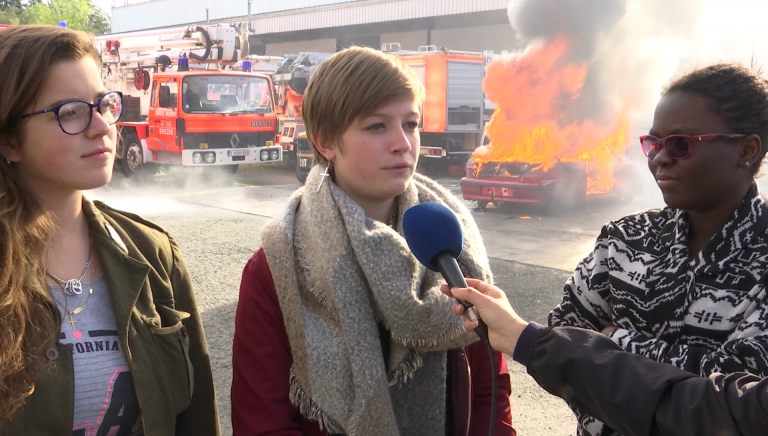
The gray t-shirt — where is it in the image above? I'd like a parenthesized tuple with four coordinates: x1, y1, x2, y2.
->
(51, 275, 143, 436)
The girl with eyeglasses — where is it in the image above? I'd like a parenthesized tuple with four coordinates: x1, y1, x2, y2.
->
(0, 26, 220, 435)
(548, 63, 768, 436)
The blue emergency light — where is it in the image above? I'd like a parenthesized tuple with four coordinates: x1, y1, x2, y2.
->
(242, 60, 252, 72)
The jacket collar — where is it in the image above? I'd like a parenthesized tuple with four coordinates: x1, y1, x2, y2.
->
(82, 199, 149, 334)
(657, 184, 768, 275)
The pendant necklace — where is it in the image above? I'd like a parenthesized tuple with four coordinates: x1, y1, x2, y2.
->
(45, 243, 92, 296)
(49, 262, 96, 340)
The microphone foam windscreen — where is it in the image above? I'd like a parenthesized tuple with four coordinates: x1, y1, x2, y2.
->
(402, 202, 464, 271)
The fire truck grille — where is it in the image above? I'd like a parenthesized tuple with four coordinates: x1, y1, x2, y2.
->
(182, 132, 275, 150)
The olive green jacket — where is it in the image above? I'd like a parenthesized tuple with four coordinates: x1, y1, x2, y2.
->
(2, 200, 221, 436)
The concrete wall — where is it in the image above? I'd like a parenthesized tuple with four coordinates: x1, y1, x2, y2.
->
(380, 30, 429, 51)
(265, 39, 337, 56)
(379, 24, 517, 54)
(431, 23, 517, 54)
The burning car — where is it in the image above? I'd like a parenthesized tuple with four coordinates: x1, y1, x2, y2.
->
(460, 155, 588, 212)
(463, 38, 636, 213)
(460, 144, 640, 213)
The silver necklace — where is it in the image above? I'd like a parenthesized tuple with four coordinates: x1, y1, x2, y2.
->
(46, 244, 92, 296)
(49, 262, 95, 341)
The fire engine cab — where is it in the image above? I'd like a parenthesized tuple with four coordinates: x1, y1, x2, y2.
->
(96, 25, 282, 176)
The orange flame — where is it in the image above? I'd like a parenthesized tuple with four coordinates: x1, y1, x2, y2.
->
(478, 38, 630, 195)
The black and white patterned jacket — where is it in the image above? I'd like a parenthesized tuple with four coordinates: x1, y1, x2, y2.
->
(550, 185, 768, 436)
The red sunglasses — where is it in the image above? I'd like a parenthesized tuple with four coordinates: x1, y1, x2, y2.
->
(640, 134, 748, 159)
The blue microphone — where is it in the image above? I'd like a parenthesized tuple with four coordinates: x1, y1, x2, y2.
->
(403, 202, 484, 328)
(403, 202, 496, 435)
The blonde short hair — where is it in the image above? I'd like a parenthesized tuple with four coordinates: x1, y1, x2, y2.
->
(302, 46, 425, 165)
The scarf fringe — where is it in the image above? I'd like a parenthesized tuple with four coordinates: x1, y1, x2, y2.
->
(289, 367, 345, 434)
(388, 349, 423, 386)
(395, 322, 472, 350)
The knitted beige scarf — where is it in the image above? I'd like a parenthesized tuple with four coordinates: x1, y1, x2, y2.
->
(261, 164, 493, 436)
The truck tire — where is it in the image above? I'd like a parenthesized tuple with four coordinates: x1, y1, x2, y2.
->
(118, 130, 143, 177)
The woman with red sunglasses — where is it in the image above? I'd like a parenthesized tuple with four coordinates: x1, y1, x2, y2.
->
(549, 63, 768, 436)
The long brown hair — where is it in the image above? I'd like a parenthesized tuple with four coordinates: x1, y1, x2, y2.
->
(0, 25, 101, 426)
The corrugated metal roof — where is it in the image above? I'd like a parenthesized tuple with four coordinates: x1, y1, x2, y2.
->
(111, 0, 508, 33)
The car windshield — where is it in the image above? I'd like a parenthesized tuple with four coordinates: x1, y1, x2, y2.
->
(182, 75, 273, 114)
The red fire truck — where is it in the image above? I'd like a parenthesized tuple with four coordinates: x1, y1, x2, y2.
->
(384, 43, 486, 176)
(96, 25, 282, 176)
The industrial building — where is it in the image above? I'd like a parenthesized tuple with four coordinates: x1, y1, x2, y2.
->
(110, 0, 518, 56)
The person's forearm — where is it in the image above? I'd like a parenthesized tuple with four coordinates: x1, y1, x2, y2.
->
(516, 326, 739, 436)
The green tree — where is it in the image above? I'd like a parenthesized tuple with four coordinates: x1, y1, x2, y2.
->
(1, 0, 43, 25)
(20, 0, 110, 35)
(0, 0, 23, 25)
(0, 9, 22, 25)
(88, 3, 110, 35)
(0, 0, 23, 9)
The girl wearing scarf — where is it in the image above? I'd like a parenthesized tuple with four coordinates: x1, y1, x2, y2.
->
(232, 46, 515, 436)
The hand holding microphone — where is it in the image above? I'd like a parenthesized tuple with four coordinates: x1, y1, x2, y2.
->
(404, 202, 506, 436)
(440, 279, 530, 357)
(402, 202, 490, 344)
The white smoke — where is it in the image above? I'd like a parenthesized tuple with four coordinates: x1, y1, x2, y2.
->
(507, 0, 768, 131)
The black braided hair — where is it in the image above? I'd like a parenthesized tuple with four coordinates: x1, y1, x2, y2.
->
(663, 63, 768, 175)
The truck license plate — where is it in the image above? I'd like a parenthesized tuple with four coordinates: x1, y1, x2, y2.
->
(228, 150, 250, 157)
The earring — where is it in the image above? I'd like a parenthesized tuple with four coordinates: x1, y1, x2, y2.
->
(5, 158, 10, 166)
(317, 162, 331, 192)
(745, 161, 751, 167)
